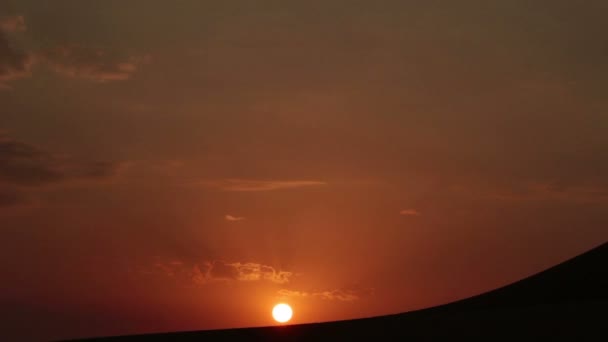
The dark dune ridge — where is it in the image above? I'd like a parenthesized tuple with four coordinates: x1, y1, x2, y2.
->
(78, 242, 608, 341)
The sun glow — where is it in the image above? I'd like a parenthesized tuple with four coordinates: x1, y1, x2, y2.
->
(272, 303, 293, 323)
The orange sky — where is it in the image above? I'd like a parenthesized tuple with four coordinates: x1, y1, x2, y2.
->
(1, 1, 607, 340)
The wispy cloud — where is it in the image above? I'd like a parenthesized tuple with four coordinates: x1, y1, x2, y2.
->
(277, 286, 374, 302)
(40, 45, 149, 82)
(0, 15, 148, 88)
(0, 20, 32, 88)
(399, 209, 420, 216)
(0, 133, 122, 186)
(153, 260, 293, 285)
(225, 214, 245, 221)
(489, 182, 608, 203)
(198, 261, 292, 284)
(0, 15, 26, 33)
(150, 260, 372, 302)
(198, 179, 327, 192)
(0, 133, 123, 210)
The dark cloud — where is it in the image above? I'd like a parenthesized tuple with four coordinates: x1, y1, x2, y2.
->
(205, 261, 239, 281)
(40, 45, 148, 82)
(0, 186, 23, 208)
(1, 14, 147, 87)
(488, 182, 608, 203)
(0, 15, 26, 32)
(0, 31, 32, 88)
(0, 134, 121, 186)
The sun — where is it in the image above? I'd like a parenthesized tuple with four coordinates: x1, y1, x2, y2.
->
(272, 303, 293, 323)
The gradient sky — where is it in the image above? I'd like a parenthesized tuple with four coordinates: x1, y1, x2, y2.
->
(1, 1, 607, 340)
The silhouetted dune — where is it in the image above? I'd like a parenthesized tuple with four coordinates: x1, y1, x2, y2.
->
(78, 242, 607, 341)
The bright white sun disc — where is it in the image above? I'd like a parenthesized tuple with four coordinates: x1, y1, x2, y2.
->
(272, 303, 293, 323)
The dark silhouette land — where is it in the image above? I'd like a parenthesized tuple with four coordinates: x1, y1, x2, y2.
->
(77, 242, 607, 341)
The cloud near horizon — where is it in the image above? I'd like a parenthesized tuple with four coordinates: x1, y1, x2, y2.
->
(198, 179, 327, 192)
(153, 260, 293, 285)
(277, 287, 374, 302)
(151, 261, 376, 302)
(195, 261, 293, 284)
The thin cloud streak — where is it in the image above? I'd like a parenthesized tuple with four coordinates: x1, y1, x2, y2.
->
(489, 182, 608, 203)
(0, 133, 122, 186)
(277, 287, 374, 302)
(225, 214, 245, 221)
(40, 45, 148, 82)
(400, 209, 420, 216)
(197, 179, 327, 192)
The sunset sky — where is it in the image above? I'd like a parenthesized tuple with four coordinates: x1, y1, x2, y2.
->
(1, 1, 607, 340)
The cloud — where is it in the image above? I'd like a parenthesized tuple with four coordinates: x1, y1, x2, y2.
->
(225, 214, 245, 221)
(203, 261, 292, 284)
(399, 209, 420, 216)
(0, 134, 121, 186)
(0, 15, 146, 87)
(277, 286, 374, 302)
(0, 15, 26, 33)
(488, 182, 608, 203)
(0, 31, 33, 88)
(0, 186, 23, 208)
(152, 260, 371, 302)
(40, 45, 148, 82)
(198, 179, 327, 192)
(154, 260, 293, 285)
